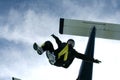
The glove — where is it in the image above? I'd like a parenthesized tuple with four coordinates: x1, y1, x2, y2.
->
(94, 59, 101, 64)
(51, 34, 56, 38)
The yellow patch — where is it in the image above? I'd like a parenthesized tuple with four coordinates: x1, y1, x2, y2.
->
(58, 44, 69, 61)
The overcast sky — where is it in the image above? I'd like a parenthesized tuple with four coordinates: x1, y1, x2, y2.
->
(0, 0, 120, 80)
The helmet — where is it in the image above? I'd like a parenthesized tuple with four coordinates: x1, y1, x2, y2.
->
(67, 39, 75, 47)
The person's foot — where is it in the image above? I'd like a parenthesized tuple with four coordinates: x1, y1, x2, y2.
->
(33, 43, 44, 55)
(46, 51, 56, 65)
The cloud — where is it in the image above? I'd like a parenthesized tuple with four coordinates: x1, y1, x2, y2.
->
(0, 0, 61, 79)
(0, 7, 81, 79)
(0, 8, 59, 45)
(0, 5, 60, 80)
(1, 0, 120, 80)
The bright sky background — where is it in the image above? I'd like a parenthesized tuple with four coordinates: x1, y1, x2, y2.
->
(0, 0, 120, 80)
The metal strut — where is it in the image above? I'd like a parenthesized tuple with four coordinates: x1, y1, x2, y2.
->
(77, 27, 96, 80)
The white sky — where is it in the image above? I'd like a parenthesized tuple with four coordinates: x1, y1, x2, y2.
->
(0, 0, 120, 80)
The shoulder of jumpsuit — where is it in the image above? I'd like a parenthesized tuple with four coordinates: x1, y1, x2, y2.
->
(56, 42, 66, 49)
(59, 42, 67, 47)
(59, 42, 66, 45)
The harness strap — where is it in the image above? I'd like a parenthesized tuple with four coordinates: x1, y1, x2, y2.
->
(58, 44, 69, 61)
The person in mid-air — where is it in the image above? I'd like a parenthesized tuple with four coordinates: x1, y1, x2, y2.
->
(33, 34, 101, 68)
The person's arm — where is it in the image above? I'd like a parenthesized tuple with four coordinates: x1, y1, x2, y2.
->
(51, 34, 62, 47)
(73, 49, 101, 63)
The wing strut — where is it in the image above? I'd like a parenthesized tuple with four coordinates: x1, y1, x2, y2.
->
(77, 27, 96, 80)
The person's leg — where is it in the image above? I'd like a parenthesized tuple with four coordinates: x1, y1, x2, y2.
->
(41, 41, 54, 52)
(42, 41, 57, 65)
(33, 41, 54, 55)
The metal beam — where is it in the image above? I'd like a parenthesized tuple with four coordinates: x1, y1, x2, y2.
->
(76, 27, 96, 80)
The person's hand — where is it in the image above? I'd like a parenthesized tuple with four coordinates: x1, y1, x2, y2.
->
(94, 59, 101, 64)
(51, 34, 55, 37)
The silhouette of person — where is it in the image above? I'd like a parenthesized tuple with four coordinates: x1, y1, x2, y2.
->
(33, 34, 101, 68)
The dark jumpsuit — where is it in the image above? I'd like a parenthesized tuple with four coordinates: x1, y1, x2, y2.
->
(42, 35, 97, 68)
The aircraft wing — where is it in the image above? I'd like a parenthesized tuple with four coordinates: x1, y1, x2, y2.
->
(12, 77, 21, 80)
(59, 18, 120, 40)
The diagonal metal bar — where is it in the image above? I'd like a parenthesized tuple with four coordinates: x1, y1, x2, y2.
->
(77, 27, 96, 80)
